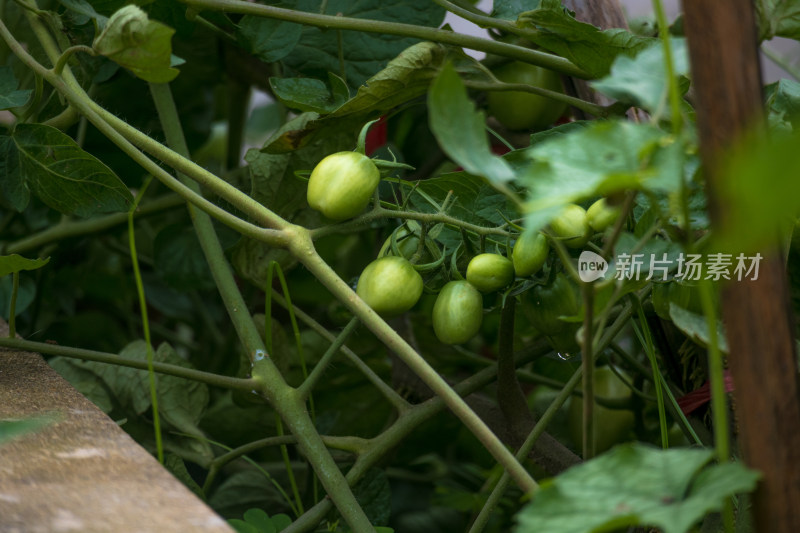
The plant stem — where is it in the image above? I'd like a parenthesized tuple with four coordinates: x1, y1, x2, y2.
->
(288, 226, 538, 493)
(52, 44, 95, 76)
(652, 0, 682, 133)
(298, 317, 360, 401)
(0, 336, 258, 390)
(581, 282, 595, 460)
(179, 0, 590, 78)
(3, 194, 183, 254)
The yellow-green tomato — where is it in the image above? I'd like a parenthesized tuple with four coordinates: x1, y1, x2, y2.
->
(466, 253, 514, 293)
(587, 198, 621, 233)
(550, 204, 591, 248)
(487, 61, 567, 131)
(568, 366, 635, 453)
(512, 230, 549, 277)
(432, 281, 483, 345)
(356, 256, 423, 317)
(307, 151, 380, 221)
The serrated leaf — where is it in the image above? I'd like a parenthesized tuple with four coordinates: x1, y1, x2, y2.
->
(521, 120, 682, 234)
(164, 454, 205, 499)
(429, 62, 514, 185)
(352, 468, 391, 526)
(280, 0, 445, 89)
(492, 0, 541, 21)
(209, 469, 290, 518)
(517, 0, 655, 78)
(8, 123, 132, 217)
(591, 38, 690, 115)
(757, 0, 800, 40)
(0, 254, 49, 277)
(48, 357, 114, 413)
(153, 223, 216, 291)
(236, 10, 304, 64)
(514, 443, 759, 533)
(0, 135, 27, 211)
(93, 5, 178, 83)
(0, 66, 32, 110)
(765, 78, 800, 132)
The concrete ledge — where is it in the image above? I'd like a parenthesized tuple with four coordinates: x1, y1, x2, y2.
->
(0, 325, 234, 533)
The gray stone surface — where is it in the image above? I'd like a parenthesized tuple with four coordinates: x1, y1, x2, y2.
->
(0, 323, 233, 533)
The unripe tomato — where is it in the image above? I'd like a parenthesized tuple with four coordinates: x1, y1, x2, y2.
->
(512, 230, 549, 277)
(466, 253, 514, 293)
(432, 280, 483, 345)
(587, 198, 621, 233)
(568, 366, 635, 453)
(525, 273, 579, 335)
(550, 204, 591, 248)
(356, 256, 423, 316)
(487, 61, 567, 131)
(307, 151, 380, 221)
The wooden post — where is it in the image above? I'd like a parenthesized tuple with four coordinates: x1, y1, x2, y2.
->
(682, 2, 800, 531)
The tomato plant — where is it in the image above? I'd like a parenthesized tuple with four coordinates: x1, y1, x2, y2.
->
(0, 0, 778, 531)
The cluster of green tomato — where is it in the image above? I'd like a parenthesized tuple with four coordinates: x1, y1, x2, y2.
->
(306, 148, 621, 346)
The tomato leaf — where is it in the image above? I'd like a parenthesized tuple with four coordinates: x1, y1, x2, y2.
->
(0, 66, 32, 110)
(492, 0, 541, 21)
(93, 5, 179, 83)
(270, 73, 350, 114)
(591, 38, 690, 115)
(757, 0, 800, 40)
(514, 443, 759, 533)
(765, 78, 800, 132)
(2, 124, 132, 216)
(236, 5, 306, 64)
(516, 0, 655, 78)
(520, 120, 683, 234)
(280, 0, 445, 88)
(0, 254, 49, 277)
(429, 62, 514, 185)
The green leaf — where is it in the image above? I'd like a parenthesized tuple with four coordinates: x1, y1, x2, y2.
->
(757, 0, 800, 40)
(591, 38, 690, 114)
(0, 416, 58, 445)
(0, 135, 27, 211)
(6, 123, 132, 217)
(765, 78, 800, 132)
(153, 223, 216, 291)
(0, 274, 36, 320)
(352, 468, 392, 526)
(280, 0, 445, 88)
(48, 357, 114, 413)
(58, 0, 109, 28)
(0, 254, 49, 277)
(669, 304, 729, 353)
(209, 469, 292, 519)
(492, 0, 541, 21)
(517, 0, 655, 78)
(521, 120, 683, 234)
(236, 9, 304, 63)
(269, 73, 350, 114)
(428, 62, 514, 185)
(0, 66, 32, 110)
(93, 5, 179, 83)
(514, 443, 760, 533)
(164, 453, 205, 499)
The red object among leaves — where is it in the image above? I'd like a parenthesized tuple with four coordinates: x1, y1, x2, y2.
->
(676, 370, 735, 415)
(365, 116, 388, 156)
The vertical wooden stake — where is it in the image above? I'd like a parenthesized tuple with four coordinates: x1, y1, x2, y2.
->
(682, 2, 800, 532)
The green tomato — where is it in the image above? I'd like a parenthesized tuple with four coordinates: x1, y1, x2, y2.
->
(307, 151, 380, 221)
(432, 280, 483, 345)
(525, 273, 580, 336)
(466, 253, 514, 293)
(512, 230, 549, 277)
(487, 61, 567, 131)
(587, 198, 621, 233)
(568, 366, 636, 453)
(550, 204, 591, 248)
(356, 256, 423, 316)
